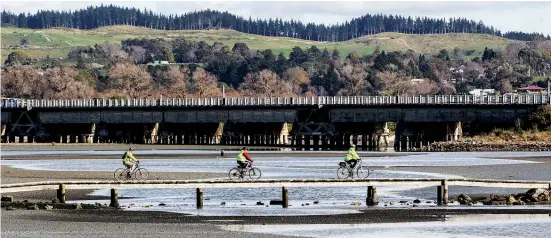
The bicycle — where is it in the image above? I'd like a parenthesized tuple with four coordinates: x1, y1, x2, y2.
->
(228, 163, 262, 180)
(114, 161, 149, 181)
(337, 159, 370, 179)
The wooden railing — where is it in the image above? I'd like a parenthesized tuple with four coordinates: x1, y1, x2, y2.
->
(2, 94, 550, 109)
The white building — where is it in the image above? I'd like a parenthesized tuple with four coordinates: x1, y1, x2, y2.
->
(469, 89, 495, 97)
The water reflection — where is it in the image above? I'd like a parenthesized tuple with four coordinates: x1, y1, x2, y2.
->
(221, 214, 551, 238)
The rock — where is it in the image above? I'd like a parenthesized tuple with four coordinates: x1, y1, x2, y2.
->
(483, 200, 507, 205)
(305, 203, 310, 206)
(1, 196, 13, 202)
(256, 201, 264, 206)
(44, 205, 53, 210)
(399, 200, 407, 204)
(413, 204, 419, 207)
(220, 202, 226, 205)
(158, 203, 166, 206)
(313, 201, 319, 204)
(489, 194, 507, 201)
(526, 188, 550, 202)
(506, 196, 517, 205)
(457, 194, 474, 205)
(413, 199, 421, 204)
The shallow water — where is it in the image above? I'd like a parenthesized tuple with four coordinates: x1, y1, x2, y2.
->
(3, 150, 550, 216)
(221, 214, 551, 238)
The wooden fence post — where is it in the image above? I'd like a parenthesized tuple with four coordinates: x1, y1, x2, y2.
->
(196, 188, 203, 209)
(109, 188, 119, 207)
(442, 180, 449, 205)
(282, 187, 289, 208)
(367, 186, 377, 206)
(57, 184, 66, 203)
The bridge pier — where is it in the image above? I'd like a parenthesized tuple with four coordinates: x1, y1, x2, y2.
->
(446, 122, 463, 141)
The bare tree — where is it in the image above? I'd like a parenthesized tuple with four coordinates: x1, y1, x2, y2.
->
(437, 81, 457, 95)
(375, 70, 412, 96)
(108, 62, 152, 98)
(96, 43, 128, 59)
(282, 67, 310, 95)
(239, 69, 293, 97)
(409, 80, 440, 95)
(505, 42, 527, 62)
(1, 67, 47, 98)
(190, 67, 221, 97)
(163, 67, 190, 98)
(44, 67, 95, 99)
(129, 46, 147, 63)
(337, 64, 368, 96)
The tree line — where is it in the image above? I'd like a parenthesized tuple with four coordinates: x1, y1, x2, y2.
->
(1, 5, 550, 42)
(3, 36, 550, 100)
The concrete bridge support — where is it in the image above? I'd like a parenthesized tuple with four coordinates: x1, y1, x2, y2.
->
(277, 123, 290, 145)
(394, 121, 463, 151)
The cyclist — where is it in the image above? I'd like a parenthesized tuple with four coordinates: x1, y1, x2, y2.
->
(122, 147, 138, 177)
(344, 144, 360, 169)
(236, 147, 254, 173)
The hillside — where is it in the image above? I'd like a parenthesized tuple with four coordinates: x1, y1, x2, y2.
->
(1, 25, 511, 62)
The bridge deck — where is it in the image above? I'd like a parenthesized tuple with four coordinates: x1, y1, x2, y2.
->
(2, 178, 550, 193)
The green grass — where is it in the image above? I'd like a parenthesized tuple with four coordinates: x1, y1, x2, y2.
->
(1, 25, 514, 62)
(533, 76, 550, 82)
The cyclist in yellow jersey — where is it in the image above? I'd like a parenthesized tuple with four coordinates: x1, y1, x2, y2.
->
(344, 144, 360, 168)
(122, 147, 138, 177)
(236, 147, 254, 169)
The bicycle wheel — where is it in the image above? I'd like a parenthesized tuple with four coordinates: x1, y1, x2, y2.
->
(337, 167, 352, 179)
(134, 168, 149, 180)
(114, 168, 129, 181)
(248, 168, 262, 180)
(228, 168, 242, 180)
(356, 166, 370, 179)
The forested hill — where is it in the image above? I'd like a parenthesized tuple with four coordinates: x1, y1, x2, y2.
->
(1, 5, 549, 42)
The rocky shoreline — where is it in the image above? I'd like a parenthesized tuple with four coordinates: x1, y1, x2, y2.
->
(426, 141, 551, 152)
(457, 188, 551, 206)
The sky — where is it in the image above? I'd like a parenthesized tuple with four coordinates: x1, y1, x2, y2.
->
(2, 0, 550, 35)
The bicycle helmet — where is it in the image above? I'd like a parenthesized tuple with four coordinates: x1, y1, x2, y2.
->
(129, 147, 134, 151)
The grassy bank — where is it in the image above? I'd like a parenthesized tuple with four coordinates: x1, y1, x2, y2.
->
(1, 25, 510, 62)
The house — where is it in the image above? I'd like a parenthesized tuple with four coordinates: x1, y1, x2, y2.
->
(469, 89, 495, 97)
(517, 85, 546, 93)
